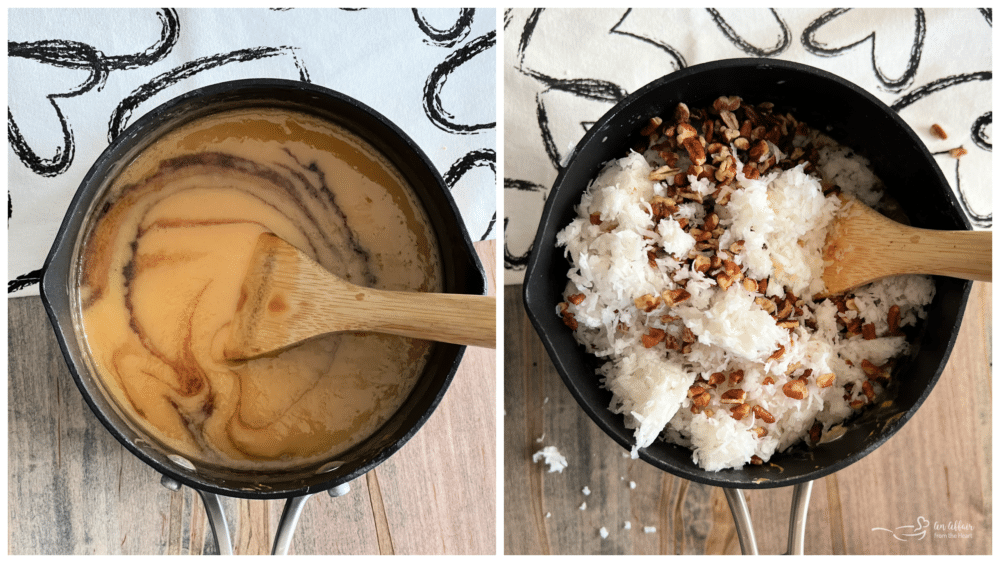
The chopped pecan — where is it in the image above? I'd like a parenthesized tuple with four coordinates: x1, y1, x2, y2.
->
(659, 150, 679, 167)
(689, 227, 712, 243)
(720, 109, 740, 131)
(752, 405, 775, 424)
(692, 254, 712, 274)
(703, 212, 720, 231)
(650, 195, 679, 218)
(767, 344, 786, 362)
(674, 103, 691, 123)
(707, 372, 726, 387)
(729, 369, 745, 385)
(930, 123, 947, 139)
(683, 136, 707, 166)
(661, 287, 691, 307)
(730, 403, 751, 420)
(782, 379, 809, 400)
(862, 322, 876, 340)
(748, 139, 770, 162)
(732, 136, 750, 151)
(567, 293, 586, 305)
(713, 95, 741, 113)
(642, 328, 666, 348)
(687, 384, 706, 398)
(860, 359, 883, 379)
(762, 376, 775, 386)
(664, 334, 680, 350)
(560, 310, 578, 331)
(744, 104, 764, 126)
(682, 326, 697, 344)
(755, 296, 776, 314)
(750, 427, 768, 438)
(887, 304, 902, 335)
(757, 278, 768, 294)
(808, 421, 822, 443)
(676, 122, 698, 143)
(720, 389, 746, 404)
(715, 158, 736, 182)
(950, 146, 968, 159)
(775, 299, 794, 320)
(634, 293, 660, 312)
(750, 455, 764, 465)
(815, 372, 836, 388)
(649, 165, 679, 181)
(723, 260, 741, 279)
(691, 390, 711, 408)
(640, 116, 663, 136)
(589, 212, 602, 225)
(716, 272, 735, 291)
(861, 380, 876, 401)
(742, 277, 759, 293)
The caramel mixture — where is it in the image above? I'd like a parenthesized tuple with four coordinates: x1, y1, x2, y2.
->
(75, 107, 441, 470)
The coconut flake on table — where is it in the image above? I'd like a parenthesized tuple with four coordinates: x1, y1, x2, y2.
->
(532, 446, 568, 473)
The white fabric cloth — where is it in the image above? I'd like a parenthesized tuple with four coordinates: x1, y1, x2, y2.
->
(9, 7, 497, 296)
(503, 8, 991, 285)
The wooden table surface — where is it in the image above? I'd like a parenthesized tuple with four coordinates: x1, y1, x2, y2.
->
(9, 240, 496, 556)
(504, 281, 991, 555)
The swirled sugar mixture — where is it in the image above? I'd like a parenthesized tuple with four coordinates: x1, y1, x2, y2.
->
(75, 107, 442, 470)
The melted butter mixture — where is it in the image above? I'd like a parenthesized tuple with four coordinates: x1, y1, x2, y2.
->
(76, 107, 442, 470)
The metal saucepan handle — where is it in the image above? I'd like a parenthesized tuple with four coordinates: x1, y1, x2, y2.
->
(723, 480, 814, 555)
(165, 475, 352, 555)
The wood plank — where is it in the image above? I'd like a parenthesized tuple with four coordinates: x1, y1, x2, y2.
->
(371, 239, 496, 554)
(9, 239, 497, 555)
(503, 281, 991, 555)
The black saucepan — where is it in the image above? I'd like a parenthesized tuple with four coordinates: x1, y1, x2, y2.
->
(522, 58, 972, 553)
(39, 79, 485, 553)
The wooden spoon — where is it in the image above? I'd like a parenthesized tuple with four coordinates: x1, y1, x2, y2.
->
(224, 233, 495, 360)
(821, 196, 991, 295)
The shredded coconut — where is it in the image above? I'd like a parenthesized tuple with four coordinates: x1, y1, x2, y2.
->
(556, 98, 935, 471)
(532, 446, 568, 473)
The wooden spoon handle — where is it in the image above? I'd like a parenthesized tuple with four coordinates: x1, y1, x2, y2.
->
(902, 229, 992, 281)
(315, 287, 496, 348)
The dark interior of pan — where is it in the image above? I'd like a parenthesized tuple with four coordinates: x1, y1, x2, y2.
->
(523, 58, 972, 489)
(40, 79, 486, 499)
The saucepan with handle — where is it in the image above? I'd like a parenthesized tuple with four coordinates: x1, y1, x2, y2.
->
(523, 58, 974, 554)
(39, 79, 486, 555)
